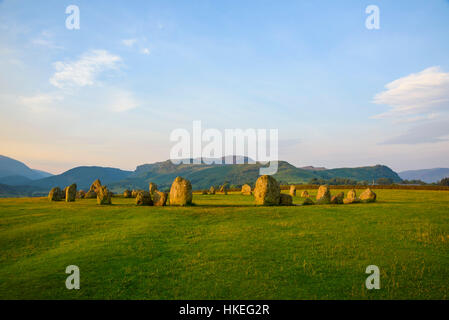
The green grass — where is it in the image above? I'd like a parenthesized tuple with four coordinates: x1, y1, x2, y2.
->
(1, 189, 448, 299)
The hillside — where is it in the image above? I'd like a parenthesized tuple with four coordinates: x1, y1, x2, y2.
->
(29, 166, 133, 190)
(0, 155, 53, 180)
(109, 160, 402, 192)
(399, 168, 449, 183)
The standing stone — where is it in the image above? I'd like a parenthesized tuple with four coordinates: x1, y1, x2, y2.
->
(131, 190, 138, 198)
(123, 189, 132, 198)
(241, 184, 252, 195)
(89, 179, 102, 194)
(316, 185, 331, 205)
(301, 190, 310, 198)
(343, 189, 360, 204)
(136, 191, 153, 206)
(97, 186, 112, 205)
(254, 175, 281, 206)
(360, 188, 377, 203)
(149, 182, 158, 195)
(280, 193, 293, 206)
(153, 191, 168, 206)
(48, 187, 62, 201)
(219, 184, 228, 194)
(66, 184, 77, 202)
(209, 186, 216, 195)
(76, 190, 86, 199)
(169, 177, 193, 206)
(330, 192, 345, 204)
(201, 190, 208, 195)
(289, 185, 296, 197)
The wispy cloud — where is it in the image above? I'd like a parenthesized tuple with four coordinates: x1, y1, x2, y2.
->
(18, 93, 63, 113)
(49, 50, 121, 88)
(373, 66, 449, 121)
(121, 38, 137, 47)
(108, 89, 139, 112)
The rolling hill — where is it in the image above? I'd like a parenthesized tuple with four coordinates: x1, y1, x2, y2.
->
(29, 166, 133, 190)
(399, 168, 449, 183)
(0, 155, 53, 180)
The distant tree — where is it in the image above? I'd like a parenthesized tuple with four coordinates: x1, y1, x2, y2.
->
(438, 177, 449, 186)
(376, 178, 394, 185)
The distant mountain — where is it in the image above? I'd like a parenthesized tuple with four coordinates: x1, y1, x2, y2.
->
(399, 168, 449, 183)
(0, 175, 34, 186)
(109, 160, 402, 192)
(31, 169, 53, 178)
(30, 166, 133, 190)
(0, 155, 52, 180)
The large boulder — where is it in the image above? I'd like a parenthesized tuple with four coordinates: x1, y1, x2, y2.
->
(89, 179, 102, 194)
(289, 185, 296, 197)
(209, 186, 216, 195)
(136, 191, 153, 206)
(316, 185, 331, 205)
(343, 189, 360, 204)
(330, 192, 344, 204)
(48, 187, 63, 201)
(241, 184, 252, 195)
(169, 177, 193, 206)
(219, 184, 228, 195)
(254, 175, 281, 206)
(123, 189, 132, 198)
(131, 190, 138, 198)
(65, 184, 77, 202)
(280, 193, 293, 206)
(149, 182, 158, 195)
(97, 186, 112, 205)
(153, 191, 167, 206)
(301, 190, 309, 198)
(360, 188, 377, 203)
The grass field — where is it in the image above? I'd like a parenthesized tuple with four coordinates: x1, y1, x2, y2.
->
(1, 189, 448, 299)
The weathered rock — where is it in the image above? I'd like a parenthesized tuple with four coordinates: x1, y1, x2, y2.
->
(360, 188, 377, 203)
(343, 189, 360, 204)
(330, 192, 344, 204)
(254, 175, 281, 206)
(89, 179, 102, 194)
(169, 177, 193, 206)
(131, 190, 138, 198)
(97, 186, 112, 205)
(48, 187, 62, 201)
(219, 184, 228, 194)
(289, 185, 296, 197)
(209, 186, 216, 195)
(301, 190, 310, 198)
(241, 184, 252, 195)
(302, 197, 314, 205)
(76, 190, 86, 199)
(84, 190, 97, 199)
(280, 193, 293, 206)
(149, 182, 158, 195)
(201, 190, 208, 195)
(123, 189, 132, 198)
(153, 191, 167, 206)
(66, 184, 77, 202)
(316, 185, 331, 205)
(136, 191, 153, 206)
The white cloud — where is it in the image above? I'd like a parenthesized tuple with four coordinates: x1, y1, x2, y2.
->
(140, 48, 150, 55)
(18, 93, 63, 113)
(373, 66, 449, 121)
(121, 38, 137, 47)
(108, 90, 139, 112)
(49, 50, 121, 88)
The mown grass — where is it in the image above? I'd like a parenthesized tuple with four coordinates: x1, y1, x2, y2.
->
(0, 189, 448, 299)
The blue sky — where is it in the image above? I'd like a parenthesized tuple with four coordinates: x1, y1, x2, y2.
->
(1, 0, 449, 173)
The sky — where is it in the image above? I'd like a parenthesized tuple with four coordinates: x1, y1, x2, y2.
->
(1, 0, 449, 174)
